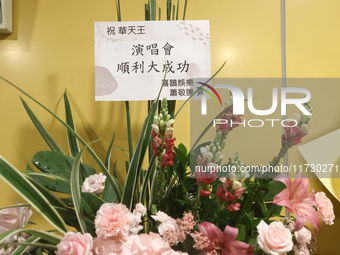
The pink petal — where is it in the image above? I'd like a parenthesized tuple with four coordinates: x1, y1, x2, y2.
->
(289, 174, 310, 202)
(274, 174, 292, 189)
(273, 190, 293, 208)
(198, 222, 224, 245)
(223, 225, 238, 241)
(294, 204, 320, 231)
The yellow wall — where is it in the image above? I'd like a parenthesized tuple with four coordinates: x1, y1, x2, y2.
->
(0, 0, 339, 254)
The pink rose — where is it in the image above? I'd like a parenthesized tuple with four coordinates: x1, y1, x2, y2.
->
(95, 203, 135, 240)
(57, 232, 93, 255)
(315, 192, 335, 225)
(294, 227, 311, 245)
(81, 173, 107, 194)
(257, 220, 293, 255)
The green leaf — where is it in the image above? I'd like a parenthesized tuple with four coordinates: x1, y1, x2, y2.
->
(102, 162, 118, 203)
(104, 133, 115, 170)
(64, 155, 97, 179)
(26, 172, 70, 183)
(27, 177, 68, 209)
(125, 101, 133, 162)
(0, 204, 31, 210)
(81, 193, 105, 218)
(30, 151, 71, 193)
(264, 181, 286, 201)
(0, 157, 67, 233)
(31, 151, 71, 178)
(173, 146, 188, 167)
(174, 61, 226, 119)
(20, 98, 64, 154)
(139, 155, 155, 203)
(236, 224, 246, 241)
(12, 235, 41, 255)
(121, 99, 159, 210)
(0, 229, 62, 245)
(64, 90, 80, 157)
(70, 146, 88, 234)
(183, 0, 188, 20)
(0, 76, 122, 201)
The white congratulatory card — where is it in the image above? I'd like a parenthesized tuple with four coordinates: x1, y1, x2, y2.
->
(95, 20, 211, 101)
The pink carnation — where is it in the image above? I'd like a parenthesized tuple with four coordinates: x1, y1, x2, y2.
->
(95, 203, 135, 240)
(81, 173, 107, 194)
(57, 232, 93, 255)
(315, 191, 335, 225)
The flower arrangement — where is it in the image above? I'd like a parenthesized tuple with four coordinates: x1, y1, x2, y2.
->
(0, 1, 336, 254)
(0, 74, 336, 255)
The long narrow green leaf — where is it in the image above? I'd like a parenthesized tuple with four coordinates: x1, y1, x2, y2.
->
(145, 3, 150, 21)
(20, 98, 64, 154)
(148, 169, 158, 210)
(0, 242, 56, 250)
(151, 0, 156, 20)
(104, 133, 115, 170)
(0, 204, 30, 210)
(70, 146, 88, 234)
(64, 91, 80, 157)
(0, 229, 62, 245)
(121, 100, 158, 210)
(167, 0, 172, 20)
(12, 235, 41, 255)
(26, 172, 70, 183)
(176, 0, 179, 20)
(27, 177, 68, 209)
(0, 157, 67, 233)
(121, 71, 167, 210)
(0, 77, 122, 201)
(139, 155, 155, 203)
(173, 61, 226, 119)
(24, 229, 62, 244)
(116, 0, 121, 21)
(125, 101, 133, 162)
(183, 0, 188, 20)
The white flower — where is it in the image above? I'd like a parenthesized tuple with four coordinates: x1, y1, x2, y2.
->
(240, 171, 249, 182)
(166, 119, 175, 127)
(200, 147, 214, 162)
(158, 218, 180, 243)
(300, 124, 309, 133)
(295, 227, 311, 245)
(151, 211, 170, 222)
(294, 244, 310, 255)
(231, 181, 242, 191)
(152, 123, 160, 134)
(82, 173, 107, 194)
(229, 172, 237, 180)
(165, 127, 173, 137)
(134, 203, 146, 216)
